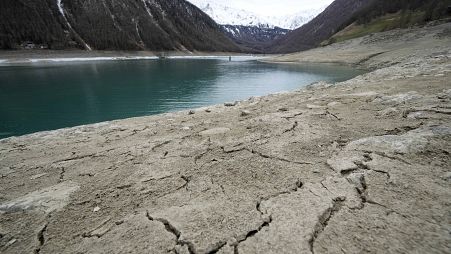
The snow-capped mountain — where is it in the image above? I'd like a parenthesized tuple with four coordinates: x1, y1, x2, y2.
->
(188, 0, 326, 30)
(221, 25, 289, 52)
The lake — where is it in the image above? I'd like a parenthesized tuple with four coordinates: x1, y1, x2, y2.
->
(0, 57, 365, 139)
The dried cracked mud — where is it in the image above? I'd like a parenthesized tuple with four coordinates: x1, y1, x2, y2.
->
(1, 23, 450, 253)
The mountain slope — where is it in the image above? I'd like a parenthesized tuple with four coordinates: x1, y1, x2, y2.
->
(222, 25, 288, 53)
(268, 0, 451, 54)
(267, 0, 369, 53)
(0, 0, 239, 52)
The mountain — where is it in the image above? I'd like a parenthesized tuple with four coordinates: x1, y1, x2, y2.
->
(268, 0, 451, 53)
(222, 25, 289, 53)
(188, 0, 325, 30)
(186, 0, 326, 53)
(0, 0, 240, 52)
(323, 0, 451, 45)
(267, 0, 369, 53)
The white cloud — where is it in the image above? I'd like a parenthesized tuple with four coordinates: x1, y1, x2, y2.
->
(194, 0, 334, 16)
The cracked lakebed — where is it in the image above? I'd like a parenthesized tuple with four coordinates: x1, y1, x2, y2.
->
(1, 24, 451, 253)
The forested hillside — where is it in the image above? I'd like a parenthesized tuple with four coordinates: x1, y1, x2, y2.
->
(269, 0, 451, 53)
(222, 25, 288, 53)
(325, 0, 451, 44)
(0, 0, 240, 52)
(267, 0, 368, 53)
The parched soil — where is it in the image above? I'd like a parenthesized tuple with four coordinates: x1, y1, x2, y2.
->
(0, 23, 450, 254)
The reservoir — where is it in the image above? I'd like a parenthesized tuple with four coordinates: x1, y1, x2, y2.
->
(0, 57, 365, 139)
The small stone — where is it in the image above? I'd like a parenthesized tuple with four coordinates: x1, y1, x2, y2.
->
(205, 109, 212, 113)
(199, 127, 231, 136)
(30, 173, 47, 180)
(261, 214, 271, 223)
(175, 245, 190, 254)
(93, 206, 101, 212)
(188, 110, 195, 115)
(5, 239, 17, 247)
(224, 101, 238, 107)
(181, 126, 190, 130)
(240, 110, 251, 116)
(442, 172, 451, 180)
(378, 107, 399, 117)
(326, 154, 362, 173)
(327, 101, 342, 107)
(306, 104, 325, 109)
(346, 173, 366, 192)
(278, 107, 289, 112)
(227, 237, 238, 246)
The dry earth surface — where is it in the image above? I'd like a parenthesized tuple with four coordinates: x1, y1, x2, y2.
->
(0, 23, 450, 254)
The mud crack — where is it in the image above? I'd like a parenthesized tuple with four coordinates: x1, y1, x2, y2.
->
(55, 153, 98, 163)
(282, 112, 303, 120)
(151, 140, 171, 152)
(234, 180, 303, 253)
(309, 198, 344, 253)
(250, 149, 313, 165)
(194, 147, 213, 165)
(58, 167, 65, 183)
(34, 222, 48, 254)
(325, 110, 341, 120)
(283, 121, 298, 133)
(146, 212, 196, 254)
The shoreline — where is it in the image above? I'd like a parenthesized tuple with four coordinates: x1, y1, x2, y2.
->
(0, 23, 450, 253)
(0, 50, 271, 64)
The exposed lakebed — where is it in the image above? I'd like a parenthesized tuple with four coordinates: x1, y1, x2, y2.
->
(0, 57, 364, 138)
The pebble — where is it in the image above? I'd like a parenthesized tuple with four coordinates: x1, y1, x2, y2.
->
(306, 104, 325, 109)
(224, 101, 238, 107)
(442, 172, 451, 180)
(30, 173, 47, 180)
(199, 127, 231, 136)
(6, 239, 17, 247)
(327, 101, 342, 107)
(240, 110, 251, 116)
(93, 206, 101, 212)
(188, 110, 195, 115)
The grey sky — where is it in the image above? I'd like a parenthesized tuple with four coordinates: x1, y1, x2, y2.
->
(208, 0, 334, 16)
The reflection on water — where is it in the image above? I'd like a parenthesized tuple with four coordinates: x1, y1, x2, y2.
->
(0, 59, 365, 138)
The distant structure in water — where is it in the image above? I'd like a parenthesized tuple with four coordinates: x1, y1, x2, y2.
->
(229, 56, 232, 61)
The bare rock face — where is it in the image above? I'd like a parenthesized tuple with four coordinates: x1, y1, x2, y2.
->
(373, 91, 423, 105)
(0, 181, 79, 214)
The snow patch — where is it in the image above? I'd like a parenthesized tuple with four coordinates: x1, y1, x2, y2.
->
(142, 0, 153, 17)
(56, 0, 92, 50)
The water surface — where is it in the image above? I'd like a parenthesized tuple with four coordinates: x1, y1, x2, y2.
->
(0, 58, 364, 139)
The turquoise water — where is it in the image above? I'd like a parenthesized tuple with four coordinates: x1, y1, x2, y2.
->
(0, 58, 364, 139)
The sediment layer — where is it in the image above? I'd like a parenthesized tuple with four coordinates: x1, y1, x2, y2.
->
(0, 23, 450, 253)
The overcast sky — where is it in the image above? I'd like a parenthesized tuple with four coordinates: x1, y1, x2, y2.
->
(203, 0, 334, 16)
